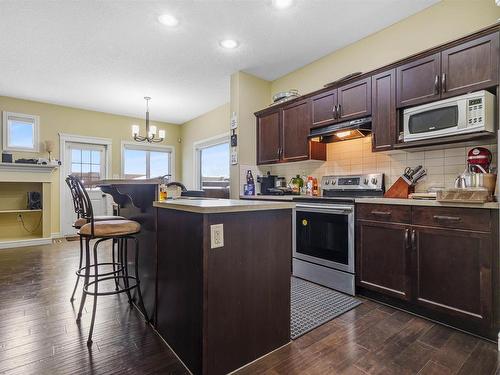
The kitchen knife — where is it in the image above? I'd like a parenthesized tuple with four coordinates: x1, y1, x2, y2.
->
(412, 170, 427, 184)
(408, 165, 422, 179)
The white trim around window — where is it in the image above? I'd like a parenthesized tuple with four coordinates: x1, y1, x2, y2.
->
(121, 141, 175, 180)
(59, 133, 113, 235)
(193, 132, 230, 190)
(2, 111, 40, 152)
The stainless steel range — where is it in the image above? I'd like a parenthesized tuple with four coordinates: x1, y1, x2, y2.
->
(292, 173, 384, 295)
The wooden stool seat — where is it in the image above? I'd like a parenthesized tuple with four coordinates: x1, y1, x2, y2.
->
(79, 220, 140, 237)
(74, 215, 126, 229)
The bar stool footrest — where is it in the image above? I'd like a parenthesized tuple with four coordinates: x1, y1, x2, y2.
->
(83, 275, 140, 296)
(76, 262, 124, 278)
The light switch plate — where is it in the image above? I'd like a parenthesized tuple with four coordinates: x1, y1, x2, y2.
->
(210, 224, 224, 249)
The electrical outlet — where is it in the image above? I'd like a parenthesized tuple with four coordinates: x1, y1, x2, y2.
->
(210, 224, 224, 249)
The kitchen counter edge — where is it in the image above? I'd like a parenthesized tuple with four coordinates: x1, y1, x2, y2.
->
(240, 195, 499, 209)
(154, 199, 295, 214)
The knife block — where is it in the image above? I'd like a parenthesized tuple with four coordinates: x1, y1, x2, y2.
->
(384, 177, 414, 199)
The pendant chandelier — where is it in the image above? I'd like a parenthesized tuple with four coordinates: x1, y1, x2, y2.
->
(131, 97, 165, 143)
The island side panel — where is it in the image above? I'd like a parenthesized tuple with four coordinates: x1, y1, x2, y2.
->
(156, 208, 204, 375)
(204, 209, 292, 375)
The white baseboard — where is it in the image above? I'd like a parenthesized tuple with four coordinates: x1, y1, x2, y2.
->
(0, 237, 52, 250)
(51, 232, 62, 239)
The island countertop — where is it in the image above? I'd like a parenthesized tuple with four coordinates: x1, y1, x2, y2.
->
(153, 198, 295, 214)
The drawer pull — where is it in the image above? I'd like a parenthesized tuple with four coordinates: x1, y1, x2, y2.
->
(433, 215, 461, 222)
(371, 210, 391, 216)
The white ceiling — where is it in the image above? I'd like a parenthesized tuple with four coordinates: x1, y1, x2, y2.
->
(0, 0, 439, 124)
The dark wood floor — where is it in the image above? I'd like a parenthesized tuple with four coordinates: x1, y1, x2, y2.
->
(0, 241, 498, 375)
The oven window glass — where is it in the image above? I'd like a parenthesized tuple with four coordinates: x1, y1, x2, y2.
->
(296, 210, 348, 265)
(408, 105, 458, 134)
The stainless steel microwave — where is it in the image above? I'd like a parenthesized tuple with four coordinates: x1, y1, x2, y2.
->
(403, 90, 495, 143)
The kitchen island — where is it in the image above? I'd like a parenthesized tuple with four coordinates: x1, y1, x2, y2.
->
(153, 199, 295, 375)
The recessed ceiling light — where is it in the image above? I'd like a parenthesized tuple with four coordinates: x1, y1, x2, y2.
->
(219, 39, 239, 49)
(272, 0, 294, 9)
(158, 14, 179, 27)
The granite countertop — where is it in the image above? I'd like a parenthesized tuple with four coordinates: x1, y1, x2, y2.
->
(95, 179, 162, 185)
(240, 195, 499, 209)
(154, 198, 296, 214)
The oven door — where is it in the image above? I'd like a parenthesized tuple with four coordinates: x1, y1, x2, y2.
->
(403, 97, 466, 142)
(293, 204, 354, 273)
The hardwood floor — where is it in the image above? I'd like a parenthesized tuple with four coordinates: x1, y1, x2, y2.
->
(0, 240, 498, 374)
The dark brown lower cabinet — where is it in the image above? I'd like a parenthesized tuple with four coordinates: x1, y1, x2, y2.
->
(412, 226, 492, 324)
(356, 221, 411, 301)
(356, 203, 498, 339)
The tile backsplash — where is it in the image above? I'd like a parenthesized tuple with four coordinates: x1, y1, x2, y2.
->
(264, 136, 498, 193)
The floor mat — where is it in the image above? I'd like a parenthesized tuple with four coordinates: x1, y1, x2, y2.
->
(291, 277, 362, 339)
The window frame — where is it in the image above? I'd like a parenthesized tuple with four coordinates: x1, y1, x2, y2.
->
(193, 133, 230, 190)
(2, 111, 40, 152)
(121, 141, 175, 180)
(67, 142, 107, 188)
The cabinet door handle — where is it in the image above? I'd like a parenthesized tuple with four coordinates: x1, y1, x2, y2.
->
(404, 228, 410, 249)
(434, 75, 439, 94)
(371, 210, 391, 216)
(338, 104, 342, 118)
(411, 229, 416, 250)
(332, 105, 337, 119)
(441, 73, 446, 93)
(277, 148, 280, 158)
(433, 215, 461, 222)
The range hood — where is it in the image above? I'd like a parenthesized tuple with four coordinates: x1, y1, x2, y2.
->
(309, 116, 372, 143)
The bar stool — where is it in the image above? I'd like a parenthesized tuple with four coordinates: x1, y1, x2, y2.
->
(70, 176, 149, 346)
(65, 176, 125, 302)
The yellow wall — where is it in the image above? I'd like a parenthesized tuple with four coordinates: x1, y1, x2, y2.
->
(181, 103, 230, 189)
(271, 0, 500, 98)
(0, 96, 182, 234)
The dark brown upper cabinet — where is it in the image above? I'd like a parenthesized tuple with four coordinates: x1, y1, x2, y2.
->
(337, 77, 372, 121)
(441, 32, 499, 98)
(371, 69, 396, 151)
(311, 90, 337, 127)
(397, 31, 499, 108)
(311, 77, 372, 127)
(256, 109, 281, 165)
(396, 53, 441, 108)
(256, 100, 326, 165)
(281, 99, 311, 162)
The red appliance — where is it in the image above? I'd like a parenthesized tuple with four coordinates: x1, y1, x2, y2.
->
(467, 147, 492, 173)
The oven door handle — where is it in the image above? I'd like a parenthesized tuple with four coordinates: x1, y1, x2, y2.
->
(296, 204, 353, 213)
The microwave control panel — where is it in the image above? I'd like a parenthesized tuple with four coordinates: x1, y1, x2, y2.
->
(468, 98, 484, 126)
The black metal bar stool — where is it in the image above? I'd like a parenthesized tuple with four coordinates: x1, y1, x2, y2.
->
(69, 176, 149, 346)
(65, 176, 126, 302)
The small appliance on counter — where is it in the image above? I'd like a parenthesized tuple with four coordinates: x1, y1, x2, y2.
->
(257, 172, 276, 195)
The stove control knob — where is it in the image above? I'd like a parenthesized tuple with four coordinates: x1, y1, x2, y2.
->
(371, 177, 378, 185)
(363, 178, 369, 185)
(324, 180, 330, 185)
(331, 179, 336, 185)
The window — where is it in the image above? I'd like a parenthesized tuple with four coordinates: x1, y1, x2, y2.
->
(2, 111, 39, 152)
(122, 143, 172, 180)
(68, 143, 106, 187)
(195, 135, 230, 191)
